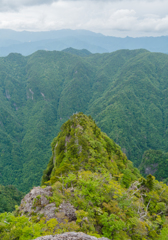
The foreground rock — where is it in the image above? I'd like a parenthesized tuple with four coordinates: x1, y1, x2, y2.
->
(34, 232, 109, 240)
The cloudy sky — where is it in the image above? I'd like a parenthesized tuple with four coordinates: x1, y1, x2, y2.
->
(0, 0, 168, 37)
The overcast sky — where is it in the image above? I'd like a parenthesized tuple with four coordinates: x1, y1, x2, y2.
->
(0, 0, 168, 37)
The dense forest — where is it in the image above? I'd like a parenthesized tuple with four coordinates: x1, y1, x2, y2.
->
(0, 185, 23, 213)
(1, 113, 168, 240)
(140, 149, 168, 184)
(1, 48, 168, 192)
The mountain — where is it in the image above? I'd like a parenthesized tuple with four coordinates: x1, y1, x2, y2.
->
(41, 113, 139, 186)
(1, 29, 168, 56)
(1, 49, 168, 191)
(139, 149, 168, 184)
(1, 113, 168, 240)
(62, 48, 92, 57)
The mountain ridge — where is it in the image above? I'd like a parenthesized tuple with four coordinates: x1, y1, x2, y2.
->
(0, 29, 168, 56)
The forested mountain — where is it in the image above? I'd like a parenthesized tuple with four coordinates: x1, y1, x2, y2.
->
(0, 29, 168, 56)
(1, 113, 168, 240)
(1, 48, 168, 192)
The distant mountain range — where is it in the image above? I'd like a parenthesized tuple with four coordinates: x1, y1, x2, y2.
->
(0, 29, 168, 56)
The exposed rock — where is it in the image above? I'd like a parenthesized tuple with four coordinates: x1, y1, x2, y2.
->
(41, 203, 57, 220)
(19, 186, 76, 222)
(29, 88, 34, 100)
(145, 163, 158, 175)
(58, 201, 76, 221)
(19, 186, 56, 220)
(65, 136, 71, 152)
(33, 232, 109, 240)
(5, 90, 11, 99)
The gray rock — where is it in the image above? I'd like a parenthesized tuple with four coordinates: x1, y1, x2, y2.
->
(19, 186, 77, 222)
(19, 186, 56, 220)
(33, 232, 109, 240)
(58, 201, 76, 221)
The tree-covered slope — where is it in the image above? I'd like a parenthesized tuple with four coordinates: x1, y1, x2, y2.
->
(1, 49, 168, 191)
(0, 185, 24, 213)
(42, 113, 139, 187)
(140, 149, 168, 184)
(1, 113, 168, 240)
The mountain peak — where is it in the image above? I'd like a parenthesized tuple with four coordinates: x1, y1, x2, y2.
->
(42, 113, 138, 186)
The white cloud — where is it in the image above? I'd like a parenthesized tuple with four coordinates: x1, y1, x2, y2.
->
(0, 0, 168, 37)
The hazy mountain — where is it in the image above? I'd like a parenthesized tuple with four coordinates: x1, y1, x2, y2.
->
(0, 29, 168, 56)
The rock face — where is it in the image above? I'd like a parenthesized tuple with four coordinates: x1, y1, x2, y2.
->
(145, 163, 158, 175)
(58, 202, 76, 221)
(33, 232, 109, 240)
(19, 186, 76, 222)
(19, 186, 56, 220)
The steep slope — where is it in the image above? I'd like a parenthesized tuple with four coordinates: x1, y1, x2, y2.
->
(86, 50, 168, 165)
(1, 49, 168, 191)
(1, 113, 168, 240)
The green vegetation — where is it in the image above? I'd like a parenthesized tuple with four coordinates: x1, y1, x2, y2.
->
(1, 113, 168, 240)
(0, 185, 24, 213)
(140, 149, 168, 184)
(42, 113, 138, 186)
(1, 49, 168, 191)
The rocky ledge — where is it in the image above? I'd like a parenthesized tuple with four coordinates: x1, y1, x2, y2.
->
(34, 232, 109, 240)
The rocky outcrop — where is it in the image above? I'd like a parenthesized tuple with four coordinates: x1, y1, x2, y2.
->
(34, 232, 109, 240)
(19, 186, 56, 220)
(58, 202, 76, 221)
(19, 186, 76, 222)
(145, 163, 158, 175)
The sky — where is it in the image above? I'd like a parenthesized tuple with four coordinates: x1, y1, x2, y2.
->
(0, 0, 168, 37)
